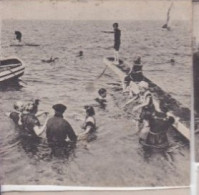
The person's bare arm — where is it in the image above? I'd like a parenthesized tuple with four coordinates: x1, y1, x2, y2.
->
(33, 117, 49, 136)
(102, 31, 114, 33)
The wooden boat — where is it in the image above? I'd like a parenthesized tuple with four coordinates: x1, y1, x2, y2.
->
(0, 58, 25, 83)
(103, 57, 190, 140)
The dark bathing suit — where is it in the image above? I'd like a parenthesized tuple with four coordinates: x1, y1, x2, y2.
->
(145, 112, 171, 149)
(114, 29, 121, 51)
(124, 64, 143, 85)
(46, 113, 77, 147)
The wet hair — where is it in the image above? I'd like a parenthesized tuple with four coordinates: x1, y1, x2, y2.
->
(98, 88, 107, 95)
(159, 102, 169, 113)
(113, 23, 118, 28)
(84, 106, 95, 116)
(133, 56, 141, 64)
(34, 99, 40, 105)
(168, 116, 175, 125)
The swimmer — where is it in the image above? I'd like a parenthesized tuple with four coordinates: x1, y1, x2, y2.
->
(46, 104, 77, 145)
(41, 57, 58, 63)
(95, 88, 107, 109)
(77, 51, 83, 57)
(15, 31, 22, 42)
(78, 106, 96, 140)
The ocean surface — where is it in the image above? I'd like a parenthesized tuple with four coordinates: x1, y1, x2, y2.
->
(0, 20, 191, 186)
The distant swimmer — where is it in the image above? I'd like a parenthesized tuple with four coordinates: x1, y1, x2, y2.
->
(102, 23, 121, 65)
(170, 58, 175, 65)
(77, 51, 83, 57)
(41, 57, 58, 63)
(162, 2, 173, 31)
(46, 104, 77, 147)
(15, 31, 22, 42)
(95, 88, 107, 109)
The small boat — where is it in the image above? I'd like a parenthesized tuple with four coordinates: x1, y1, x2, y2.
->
(103, 57, 190, 140)
(0, 58, 25, 83)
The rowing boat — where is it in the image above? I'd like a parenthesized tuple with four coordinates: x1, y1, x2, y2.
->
(0, 58, 25, 83)
(103, 57, 190, 140)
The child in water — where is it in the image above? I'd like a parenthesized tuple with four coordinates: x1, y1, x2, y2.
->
(95, 88, 107, 109)
(78, 106, 96, 141)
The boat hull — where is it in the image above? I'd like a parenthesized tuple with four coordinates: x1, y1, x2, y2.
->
(104, 57, 190, 140)
(0, 58, 25, 83)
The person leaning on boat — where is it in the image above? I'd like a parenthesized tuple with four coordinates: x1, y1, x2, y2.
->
(123, 55, 143, 92)
(133, 81, 155, 128)
(46, 104, 77, 147)
(141, 104, 175, 160)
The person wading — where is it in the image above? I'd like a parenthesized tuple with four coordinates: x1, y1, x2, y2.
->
(46, 104, 77, 149)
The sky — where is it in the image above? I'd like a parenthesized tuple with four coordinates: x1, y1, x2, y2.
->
(1, 0, 191, 21)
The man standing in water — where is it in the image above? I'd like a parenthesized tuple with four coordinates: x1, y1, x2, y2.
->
(46, 104, 77, 147)
(102, 23, 121, 65)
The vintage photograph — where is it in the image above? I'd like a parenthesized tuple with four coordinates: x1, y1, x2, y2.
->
(0, 0, 191, 187)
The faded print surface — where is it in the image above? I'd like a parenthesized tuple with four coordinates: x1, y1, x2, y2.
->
(0, 0, 191, 187)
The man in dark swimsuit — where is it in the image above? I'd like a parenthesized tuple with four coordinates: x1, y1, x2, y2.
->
(46, 104, 77, 145)
(102, 23, 121, 64)
(46, 104, 77, 157)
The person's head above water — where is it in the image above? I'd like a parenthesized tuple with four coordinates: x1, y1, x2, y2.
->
(138, 81, 149, 92)
(133, 55, 141, 65)
(84, 105, 95, 116)
(113, 23, 119, 29)
(52, 104, 67, 114)
(98, 88, 107, 98)
(15, 31, 22, 42)
(159, 102, 169, 113)
(14, 101, 25, 112)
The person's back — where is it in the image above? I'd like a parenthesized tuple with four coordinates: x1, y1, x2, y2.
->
(46, 104, 77, 146)
(46, 116, 77, 143)
(146, 112, 174, 147)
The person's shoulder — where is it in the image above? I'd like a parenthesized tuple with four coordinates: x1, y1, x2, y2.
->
(86, 116, 95, 124)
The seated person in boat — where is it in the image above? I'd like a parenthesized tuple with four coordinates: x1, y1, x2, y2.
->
(46, 104, 77, 147)
(95, 88, 107, 109)
(79, 106, 96, 141)
(123, 55, 143, 91)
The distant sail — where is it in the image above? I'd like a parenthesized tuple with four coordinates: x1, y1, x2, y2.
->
(162, 2, 173, 30)
(15, 31, 22, 42)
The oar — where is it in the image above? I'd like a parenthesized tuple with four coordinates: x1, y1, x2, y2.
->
(96, 65, 108, 79)
(85, 65, 108, 92)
